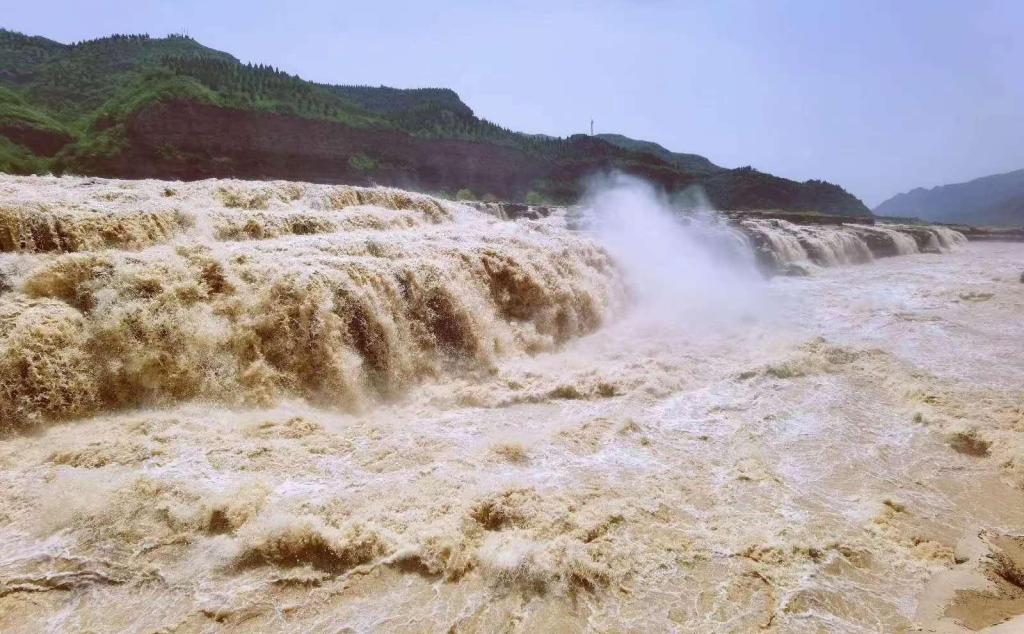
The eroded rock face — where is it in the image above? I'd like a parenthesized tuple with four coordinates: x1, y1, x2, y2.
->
(41, 97, 869, 214)
(0, 124, 73, 157)
(80, 100, 551, 201)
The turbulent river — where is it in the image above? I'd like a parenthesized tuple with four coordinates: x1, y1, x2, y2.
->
(0, 175, 1021, 633)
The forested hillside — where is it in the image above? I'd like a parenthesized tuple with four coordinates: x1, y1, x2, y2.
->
(0, 29, 869, 213)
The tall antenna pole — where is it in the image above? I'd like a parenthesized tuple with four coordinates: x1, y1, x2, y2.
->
(590, 118, 594, 136)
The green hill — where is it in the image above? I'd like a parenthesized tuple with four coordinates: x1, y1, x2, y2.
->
(595, 133, 723, 175)
(0, 28, 870, 214)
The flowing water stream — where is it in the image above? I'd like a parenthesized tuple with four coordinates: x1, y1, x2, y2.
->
(0, 175, 1020, 632)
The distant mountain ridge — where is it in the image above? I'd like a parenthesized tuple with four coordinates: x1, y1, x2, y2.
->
(875, 169, 1024, 226)
(0, 28, 870, 215)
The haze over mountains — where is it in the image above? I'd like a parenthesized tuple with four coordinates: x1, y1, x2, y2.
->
(0, 29, 870, 215)
(875, 169, 1024, 227)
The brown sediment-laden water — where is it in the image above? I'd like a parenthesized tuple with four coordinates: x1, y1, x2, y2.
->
(0, 174, 1020, 632)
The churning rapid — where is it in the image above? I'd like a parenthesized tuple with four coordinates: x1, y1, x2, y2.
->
(0, 176, 622, 427)
(0, 174, 1021, 633)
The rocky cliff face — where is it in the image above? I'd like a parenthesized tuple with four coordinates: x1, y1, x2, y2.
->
(54, 100, 866, 214)
(78, 101, 546, 200)
(0, 123, 72, 156)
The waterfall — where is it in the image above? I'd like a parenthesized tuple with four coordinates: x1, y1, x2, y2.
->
(738, 218, 966, 274)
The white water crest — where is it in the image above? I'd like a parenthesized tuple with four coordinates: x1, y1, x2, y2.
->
(580, 174, 768, 328)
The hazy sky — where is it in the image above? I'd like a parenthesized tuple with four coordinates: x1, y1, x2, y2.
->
(6, 0, 1023, 205)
